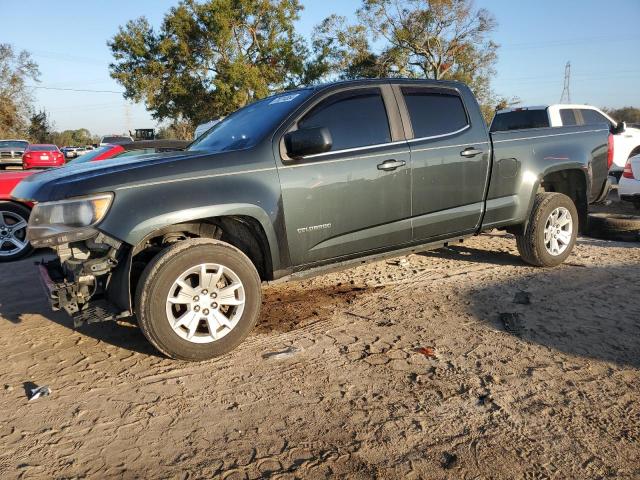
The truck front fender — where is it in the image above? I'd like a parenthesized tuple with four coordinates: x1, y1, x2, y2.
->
(103, 203, 283, 314)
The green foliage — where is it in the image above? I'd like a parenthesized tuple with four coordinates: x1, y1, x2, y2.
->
(156, 120, 194, 140)
(312, 0, 510, 123)
(28, 110, 52, 143)
(603, 107, 640, 125)
(109, 0, 314, 126)
(0, 44, 40, 138)
(50, 129, 98, 147)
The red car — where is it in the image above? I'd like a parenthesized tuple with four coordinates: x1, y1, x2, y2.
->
(22, 144, 65, 170)
(0, 140, 188, 262)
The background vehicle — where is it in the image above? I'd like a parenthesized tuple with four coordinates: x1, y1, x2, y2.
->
(0, 140, 188, 262)
(99, 135, 133, 146)
(22, 144, 65, 170)
(130, 129, 155, 141)
(491, 104, 640, 180)
(61, 146, 80, 159)
(15, 79, 612, 361)
(0, 140, 29, 169)
(619, 154, 640, 209)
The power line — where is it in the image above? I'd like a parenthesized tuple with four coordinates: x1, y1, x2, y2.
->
(28, 85, 124, 94)
(501, 35, 639, 50)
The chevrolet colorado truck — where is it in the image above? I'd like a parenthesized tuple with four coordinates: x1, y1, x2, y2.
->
(13, 79, 611, 361)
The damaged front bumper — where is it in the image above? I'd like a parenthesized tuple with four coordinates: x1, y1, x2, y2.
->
(36, 232, 133, 327)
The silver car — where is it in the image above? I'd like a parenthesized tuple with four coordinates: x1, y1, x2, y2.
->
(0, 139, 29, 169)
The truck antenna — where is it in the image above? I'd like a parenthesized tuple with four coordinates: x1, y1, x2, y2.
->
(559, 61, 571, 103)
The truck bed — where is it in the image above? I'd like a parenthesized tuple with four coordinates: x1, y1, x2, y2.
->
(481, 124, 610, 230)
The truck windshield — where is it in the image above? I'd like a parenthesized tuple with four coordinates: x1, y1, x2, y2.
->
(0, 140, 28, 149)
(188, 89, 312, 152)
(490, 110, 549, 132)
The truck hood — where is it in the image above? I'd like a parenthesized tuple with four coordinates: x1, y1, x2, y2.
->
(10, 148, 254, 203)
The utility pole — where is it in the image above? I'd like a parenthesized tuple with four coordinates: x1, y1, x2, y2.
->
(559, 61, 571, 103)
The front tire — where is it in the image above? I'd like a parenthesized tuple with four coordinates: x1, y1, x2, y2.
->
(135, 239, 262, 361)
(516, 192, 578, 267)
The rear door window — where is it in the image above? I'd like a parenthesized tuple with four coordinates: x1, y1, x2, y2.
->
(401, 88, 469, 138)
(578, 109, 611, 127)
(559, 109, 578, 126)
(490, 110, 549, 132)
(298, 88, 391, 152)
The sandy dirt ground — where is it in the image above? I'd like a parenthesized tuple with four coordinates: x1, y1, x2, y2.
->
(1, 205, 639, 479)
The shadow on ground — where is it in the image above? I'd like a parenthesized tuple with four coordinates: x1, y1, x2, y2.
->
(0, 258, 371, 355)
(0, 266, 161, 356)
(2, 243, 638, 367)
(462, 263, 640, 368)
(418, 244, 524, 266)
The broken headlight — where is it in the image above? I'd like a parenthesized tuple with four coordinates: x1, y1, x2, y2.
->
(27, 193, 113, 247)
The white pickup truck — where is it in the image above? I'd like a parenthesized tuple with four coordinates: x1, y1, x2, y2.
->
(491, 104, 640, 181)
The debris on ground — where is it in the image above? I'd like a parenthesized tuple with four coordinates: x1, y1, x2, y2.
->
(477, 388, 491, 406)
(499, 312, 525, 336)
(440, 451, 458, 469)
(387, 258, 409, 266)
(414, 346, 436, 358)
(28, 385, 51, 401)
(513, 291, 531, 305)
(261, 346, 300, 360)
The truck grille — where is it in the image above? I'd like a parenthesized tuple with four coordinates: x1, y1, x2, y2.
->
(0, 151, 22, 158)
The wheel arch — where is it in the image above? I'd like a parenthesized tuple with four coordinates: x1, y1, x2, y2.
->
(106, 206, 279, 313)
(123, 203, 280, 272)
(629, 145, 640, 158)
(539, 167, 589, 231)
(511, 166, 589, 236)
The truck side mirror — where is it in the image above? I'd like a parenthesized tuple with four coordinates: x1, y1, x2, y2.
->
(284, 127, 332, 159)
(612, 121, 626, 135)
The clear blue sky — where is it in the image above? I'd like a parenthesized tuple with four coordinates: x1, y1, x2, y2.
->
(2, 0, 639, 135)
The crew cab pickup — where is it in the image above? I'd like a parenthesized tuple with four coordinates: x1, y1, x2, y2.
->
(13, 79, 612, 361)
(491, 104, 639, 180)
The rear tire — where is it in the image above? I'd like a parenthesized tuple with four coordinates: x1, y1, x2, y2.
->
(516, 192, 578, 267)
(135, 239, 262, 361)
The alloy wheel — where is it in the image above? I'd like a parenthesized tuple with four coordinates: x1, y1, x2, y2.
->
(543, 206, 573, 256)
(0, 210, 29, 258)
(165, 263, 246, 344)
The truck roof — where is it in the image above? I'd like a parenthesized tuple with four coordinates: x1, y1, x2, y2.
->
(497, 104, 606, 114)
(311, 77, 469, 92)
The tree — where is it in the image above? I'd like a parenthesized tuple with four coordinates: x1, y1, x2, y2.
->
(156, 120, 194, 140)
(603, 107, 640, 125)
(311, 15, 392, 80)
(0, 44, 40, 138)
(108, 0, 314, 127)
(28, 110, 52, 143)
(50, 128, 98, 147)
(312, 0, 507, 121)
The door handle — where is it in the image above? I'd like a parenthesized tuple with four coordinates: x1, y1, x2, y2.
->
(460, 147, 483, 158)
(377, 159, 406, 171)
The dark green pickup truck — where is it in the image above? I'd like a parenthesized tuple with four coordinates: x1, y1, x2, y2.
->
(13, 79, 611, 360)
